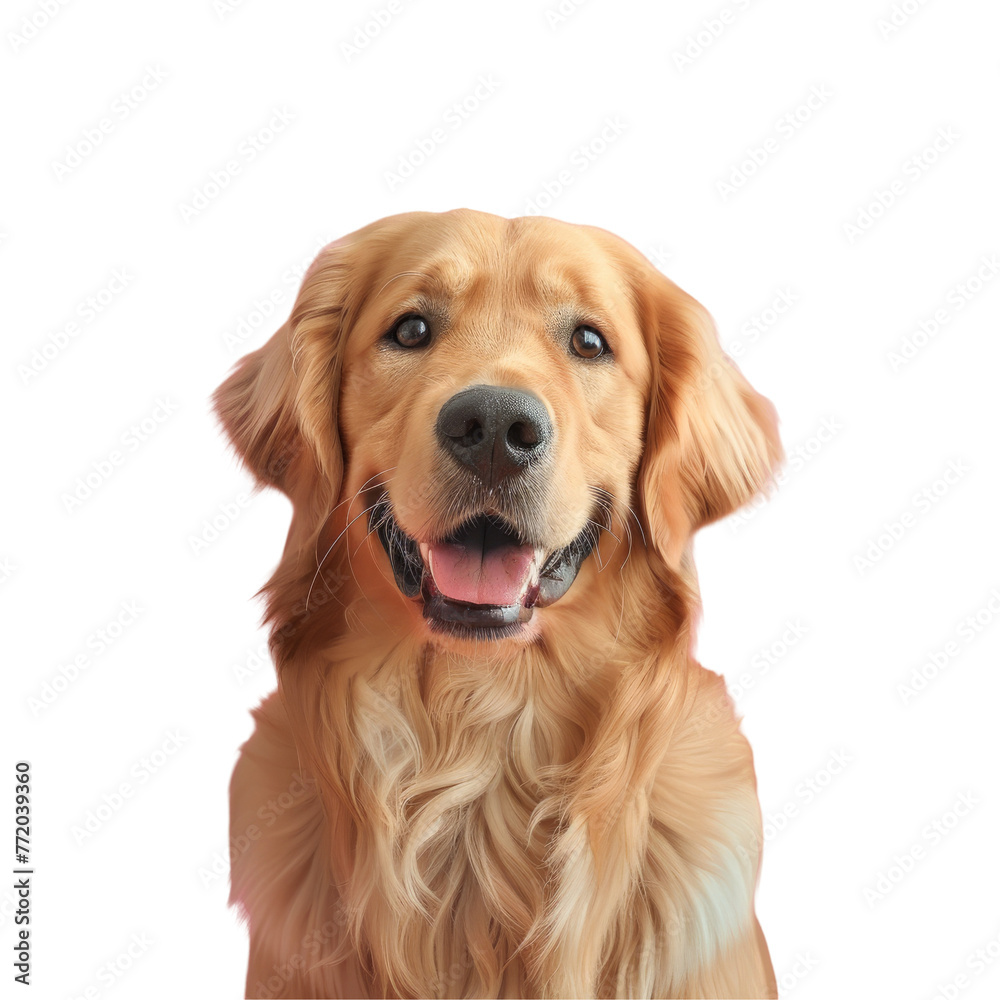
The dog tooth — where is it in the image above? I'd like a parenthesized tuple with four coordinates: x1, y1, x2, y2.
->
(517, 551, 542, 599)
(531, 549, 544, 582)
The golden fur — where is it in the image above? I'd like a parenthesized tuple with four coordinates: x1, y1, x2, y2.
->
(215, 210, 782, 998)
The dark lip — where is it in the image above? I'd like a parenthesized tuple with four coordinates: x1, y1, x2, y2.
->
(370, 500, 599, 640)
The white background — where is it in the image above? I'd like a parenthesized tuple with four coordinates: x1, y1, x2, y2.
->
(4, 0, 999, 997)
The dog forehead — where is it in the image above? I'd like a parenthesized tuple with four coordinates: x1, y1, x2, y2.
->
(350, 211, 630, 294)
(367, 219, 635, 322)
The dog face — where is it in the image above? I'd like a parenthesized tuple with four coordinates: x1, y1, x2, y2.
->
(216, 210, 780, 648)
(335, 212, 654, 643)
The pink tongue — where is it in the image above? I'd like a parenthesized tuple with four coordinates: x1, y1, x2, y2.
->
(428, 543, 536, 606)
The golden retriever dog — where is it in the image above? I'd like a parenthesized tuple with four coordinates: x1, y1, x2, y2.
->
(215, 209, 782, 999)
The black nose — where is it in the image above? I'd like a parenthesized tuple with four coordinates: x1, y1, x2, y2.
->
(436, 385, 552, 485)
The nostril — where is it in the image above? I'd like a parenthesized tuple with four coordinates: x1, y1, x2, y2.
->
(461, 421, 485, 448)
(507, 421, 539, 451)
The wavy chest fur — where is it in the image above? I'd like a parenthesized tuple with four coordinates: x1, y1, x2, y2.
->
(231, 624, 765, 999)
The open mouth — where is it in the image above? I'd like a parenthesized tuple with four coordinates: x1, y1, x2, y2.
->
(371, 501, 596, 640)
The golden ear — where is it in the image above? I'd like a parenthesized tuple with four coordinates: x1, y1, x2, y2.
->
(213, 239, 352, 503)
(213, 323, 302, 491)
(637, 274, 783, 570)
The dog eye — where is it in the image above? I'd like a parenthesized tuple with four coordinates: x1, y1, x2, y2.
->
(391, 314, 431, 348)
(570, 325, 608, 359)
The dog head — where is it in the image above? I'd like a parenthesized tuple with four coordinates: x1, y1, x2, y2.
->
(215, 210, 781, 648)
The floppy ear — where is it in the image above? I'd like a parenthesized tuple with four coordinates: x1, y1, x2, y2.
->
(213, 240, 352, 538)
(213, 322, 303, 491)
(637, 272, 783, 570)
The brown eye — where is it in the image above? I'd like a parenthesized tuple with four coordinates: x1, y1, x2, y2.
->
(392, 314, 430, 348)
(570, 325, 608, 359)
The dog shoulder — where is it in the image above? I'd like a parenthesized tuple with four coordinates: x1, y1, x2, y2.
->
(229, 693, 307, 840)
(641, 665, 767, 991)
(228, 694, 331, 979)
(651, 663, 760, 852)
